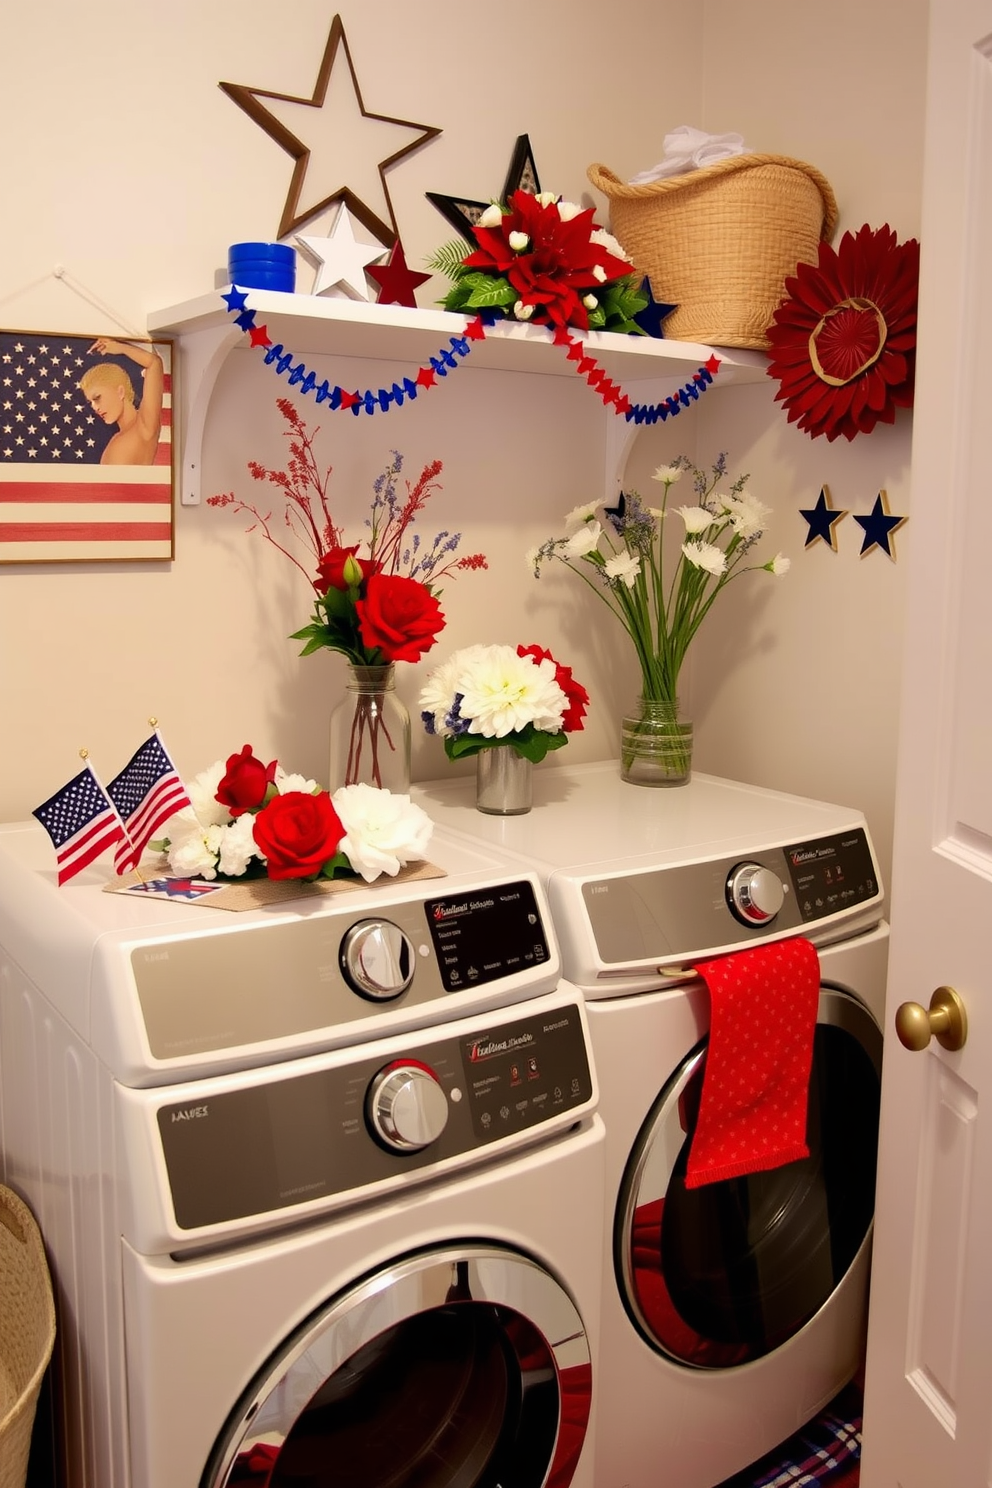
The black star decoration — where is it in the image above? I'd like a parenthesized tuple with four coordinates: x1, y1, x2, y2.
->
(219, 14, 441, 244)
(853, 490, 907, 559)
(427, 133, 542, 243)
(633, 277, 678, 339)
(799, 486, 848, 551)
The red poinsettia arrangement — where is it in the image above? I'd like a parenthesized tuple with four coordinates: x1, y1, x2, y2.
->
(434, 190, 646, 334)
(765, 223, 920, 441)
(209, 398, 488, 664)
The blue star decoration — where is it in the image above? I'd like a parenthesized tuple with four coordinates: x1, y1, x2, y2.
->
(799, 486, 848, 551)
(853, 490, 908, 560)
(633, 278, 677, 338)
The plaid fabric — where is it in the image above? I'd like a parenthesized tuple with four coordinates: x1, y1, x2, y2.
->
(717, 1384, 862, 1488)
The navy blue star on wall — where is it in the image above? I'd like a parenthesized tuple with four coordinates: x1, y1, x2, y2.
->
(427, 134, 542, 242)
(853, 491, 907, 559)
(633, 278, 678, 338)
(799, 486, 848, 551)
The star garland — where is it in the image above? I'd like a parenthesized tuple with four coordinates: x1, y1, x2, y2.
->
(219, 287, 722, 422)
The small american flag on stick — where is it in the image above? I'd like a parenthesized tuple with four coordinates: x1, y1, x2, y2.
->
(32, 762, 128, 886)
(107, 731, 191, 874)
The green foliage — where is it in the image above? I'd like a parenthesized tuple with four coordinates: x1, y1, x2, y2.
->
(443, 726, 569, 765)
(426, 239, 475, 280)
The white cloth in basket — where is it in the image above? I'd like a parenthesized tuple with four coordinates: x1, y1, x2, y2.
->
(628, 126, 750, 184)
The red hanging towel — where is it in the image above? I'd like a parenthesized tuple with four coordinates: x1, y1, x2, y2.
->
(685, 937, 821, 1190)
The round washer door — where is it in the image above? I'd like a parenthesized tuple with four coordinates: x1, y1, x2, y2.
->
(203, 1244, 592, 1488)
(617, 985, 882, 1370)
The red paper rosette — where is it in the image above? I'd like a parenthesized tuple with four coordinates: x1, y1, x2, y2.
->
(765, 223, 920, 441)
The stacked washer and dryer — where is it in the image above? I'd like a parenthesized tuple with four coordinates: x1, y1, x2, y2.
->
(416, 760, 888, 1488)
(0, 821, 605, 1488)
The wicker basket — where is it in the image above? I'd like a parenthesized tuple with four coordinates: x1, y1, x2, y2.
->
(0, 1189, 55, 1488)
(587, 154, 838, 350)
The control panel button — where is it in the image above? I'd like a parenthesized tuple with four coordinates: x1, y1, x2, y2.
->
(340, 920, 415, 1001)
(367, 1062, 448, 1152)
(726, 862, 785, 926)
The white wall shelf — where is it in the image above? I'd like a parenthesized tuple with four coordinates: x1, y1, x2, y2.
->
(147, 289, 769, 506)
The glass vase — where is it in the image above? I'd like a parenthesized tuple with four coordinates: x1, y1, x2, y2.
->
(329, 664, 411, 793)
(475, 747, 533, 815)
(620, 696, 693, 787)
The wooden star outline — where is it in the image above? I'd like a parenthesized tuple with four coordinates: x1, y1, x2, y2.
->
(799, 485, 848, 551)
(853, 489, 907, 560)
(219, 14, 441, 244)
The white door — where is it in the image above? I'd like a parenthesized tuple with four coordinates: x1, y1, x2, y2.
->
(861, 2, 992, 1483)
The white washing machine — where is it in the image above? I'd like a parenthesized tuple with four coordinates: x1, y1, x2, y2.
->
(415, 760, 888, 1488)
(0, 819, 604, 1488)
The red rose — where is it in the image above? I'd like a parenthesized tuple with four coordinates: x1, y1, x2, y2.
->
(356, 572, 445, 663)
(216, 745, 278, 816)
(517, 645, 589, 732)
(251, 791, 344, 880)
(315, 546, 384, 596)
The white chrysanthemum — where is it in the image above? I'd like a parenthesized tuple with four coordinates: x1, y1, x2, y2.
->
(766, 552, 791, 576)
(332, 784, 434, 884)
(418, 645, 489, 736)
(275, 767, 319, 795)
(682, 540, 727, 577)
(604, 551, 641, 588)
(652, 464, 683, 485)
(563, 502, 598, 533)
(478, 202, 504, 227)
(509, 230, 530, 252)
(725, 490, 771, 539)
(563, 520, 602, 558)
(164, 811, 225, 879)
(456, 646, 567, 738)
(186, 760, 231, 828)
(590, 226, 630, 261)
(676, 505, 713, 535)
(217, 813, 261, 877)
(558, 200, 584, 222)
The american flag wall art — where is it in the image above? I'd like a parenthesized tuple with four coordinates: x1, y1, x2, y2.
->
(0, 330, 174, 562)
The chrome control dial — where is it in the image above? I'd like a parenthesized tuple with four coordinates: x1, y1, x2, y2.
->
(340, 919, 415, 1001)
(367, 1062, 449, 1152)
(726, 862, 785, 926)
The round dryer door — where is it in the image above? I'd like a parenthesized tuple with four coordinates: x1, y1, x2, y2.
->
(616, 985, 882, 1369)
(203, 1244, 592, 1488)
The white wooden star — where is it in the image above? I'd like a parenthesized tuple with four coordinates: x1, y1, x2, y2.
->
(295, 208, 389, 300)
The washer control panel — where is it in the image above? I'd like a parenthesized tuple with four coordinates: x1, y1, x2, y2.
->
(155, 997, 593, 1230)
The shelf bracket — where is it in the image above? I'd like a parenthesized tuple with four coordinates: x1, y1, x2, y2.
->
(172, 322, 242, 506)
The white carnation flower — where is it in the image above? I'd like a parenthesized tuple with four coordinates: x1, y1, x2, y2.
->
(604, 551, 641, 588)
(563, 520, 602, 558)
(332, 784, 434, 884)
(652, 464, 683, 485)
(456, 645, 567, 738)
(478, 203, 504, 227)
(590, 226, 630, 260)
(217, 813, 261, 877)
(165, 811, 225, 879)
(682, 540, 727, 577)
(186, 760, 231, 828)
(508, 231, 530, 252)
(563, 502, 598, 533)
(725, 490, 771, 539)
(676, 505, 714, 535)
(275, 768, 318, 795)
(418, 646, 488, 737)
(558, 200, 584, 222)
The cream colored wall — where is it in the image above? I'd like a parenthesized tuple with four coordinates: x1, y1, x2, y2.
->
(0, 0, 927, 896)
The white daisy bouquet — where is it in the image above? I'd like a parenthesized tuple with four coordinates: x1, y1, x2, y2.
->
(528, 454, 789, 704)
(153, 745, 433, 885)
(419, 644, 589, 764)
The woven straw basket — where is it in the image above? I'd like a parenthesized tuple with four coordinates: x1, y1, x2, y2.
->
(0, 1189, 55, 1488)
(587, 154, 838, 350)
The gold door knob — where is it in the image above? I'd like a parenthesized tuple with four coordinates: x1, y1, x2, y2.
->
(895, 986, 968, 1052)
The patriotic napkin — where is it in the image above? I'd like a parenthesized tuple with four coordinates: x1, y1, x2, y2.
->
(685, 938, 821, 1190)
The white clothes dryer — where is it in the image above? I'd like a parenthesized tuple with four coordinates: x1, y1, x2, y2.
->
(415, 761, 889, 1488)
(0, 820, 604, 1488)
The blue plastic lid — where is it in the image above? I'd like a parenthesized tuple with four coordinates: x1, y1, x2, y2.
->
(228, 241, 296, 265)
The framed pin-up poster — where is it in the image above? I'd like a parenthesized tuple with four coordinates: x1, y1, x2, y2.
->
(0, 330, 175, 562)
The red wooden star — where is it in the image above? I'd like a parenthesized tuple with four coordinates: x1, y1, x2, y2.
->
(367, 240, 432, 308)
